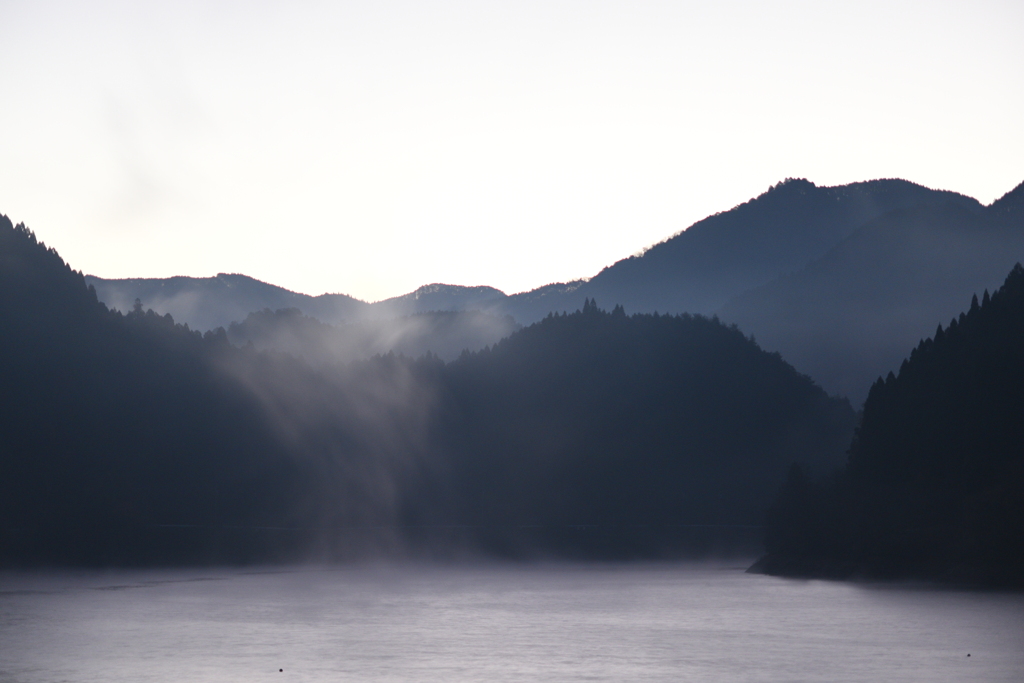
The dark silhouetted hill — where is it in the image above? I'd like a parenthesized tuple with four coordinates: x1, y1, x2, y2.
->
(719, 183, 1024, 404)
(755, 264, 1024, 587)
(1, 216, 440, 564)
(415, 300, 856, 557)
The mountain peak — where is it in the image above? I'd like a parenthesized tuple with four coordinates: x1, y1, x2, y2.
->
(765, 177, 815, 193)
(410, 283, 507, 299)
(989, 180, 1024, 215)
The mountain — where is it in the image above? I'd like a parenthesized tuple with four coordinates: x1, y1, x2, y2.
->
(718, 182, 1024, 403)
(507, 178, 983, 323)
(373, 178, 983, 326)
(82, 178, 1023, 406)
(420, 301, 855, 556)
(372, 283, 508, 318)
(87, 178, 979, 333)
(1, 220, 314, 563)
(2, 215, 471, 564)
(755, 263, 1024, 587)
(2, 214, 856, 564)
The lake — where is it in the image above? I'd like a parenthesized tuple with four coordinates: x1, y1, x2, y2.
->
(1, 563, 1022, 682)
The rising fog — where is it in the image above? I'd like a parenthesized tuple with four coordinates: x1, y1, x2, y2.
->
(226, 308, 520, 366)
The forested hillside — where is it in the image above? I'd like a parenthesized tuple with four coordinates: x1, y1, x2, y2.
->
(0, 217, 434, 564)
(419, 300, 855, 556)
(1, 215, 855, 565)
(757, 264, 1024, 586)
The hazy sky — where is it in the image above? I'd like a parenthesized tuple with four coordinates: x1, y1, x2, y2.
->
(2, 1, 1021, 302)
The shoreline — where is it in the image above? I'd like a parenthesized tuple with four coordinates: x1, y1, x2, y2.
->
(747, 554, 1024, 591)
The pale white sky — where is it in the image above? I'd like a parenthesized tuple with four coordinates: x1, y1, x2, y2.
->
(1, 0, 1021, 301)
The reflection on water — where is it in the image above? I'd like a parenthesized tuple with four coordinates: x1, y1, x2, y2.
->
(1, 563, 1022, 682)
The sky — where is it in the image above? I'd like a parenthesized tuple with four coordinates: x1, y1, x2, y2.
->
(1, 1, 1022, 302)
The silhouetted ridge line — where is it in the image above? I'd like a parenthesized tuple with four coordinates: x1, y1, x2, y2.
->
(87, 177, 992, 331)
(988, 179, 1024, 215)
(84, 177, 1024, 408)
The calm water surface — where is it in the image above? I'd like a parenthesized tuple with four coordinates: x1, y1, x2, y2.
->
(1, 563, 1022, 682)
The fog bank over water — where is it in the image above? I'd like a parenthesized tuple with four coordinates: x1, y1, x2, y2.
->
(3, 564, 1023, 682)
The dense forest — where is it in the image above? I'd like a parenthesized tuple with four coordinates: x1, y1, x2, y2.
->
(410, 299, 855, 557)
(1, 215, 854, 565)
(756, 264, 1024, 587)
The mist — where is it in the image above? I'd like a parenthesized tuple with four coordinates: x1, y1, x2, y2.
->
(225, 308, 520, 366)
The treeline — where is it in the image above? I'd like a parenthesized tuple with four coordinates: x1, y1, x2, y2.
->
(758, 264, 1024, 587)
(0, 216, 855, 565)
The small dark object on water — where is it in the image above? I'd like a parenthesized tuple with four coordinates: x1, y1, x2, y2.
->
(280, 669, 284, 672)
(967, 654, 970, 657)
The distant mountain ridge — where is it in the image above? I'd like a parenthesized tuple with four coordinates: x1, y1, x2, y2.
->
(85, 177, 1023, 402)
(89, 177, 982, 327)
(373, 283, 507, 319)
(555, 177, 983, 321)
(86, 272, 369, 331)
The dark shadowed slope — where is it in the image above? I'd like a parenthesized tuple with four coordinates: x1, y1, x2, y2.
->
(0, 216, 443, 565)
(1, 220, 306, 564)
(719, 182, 1024, 404)
(415, 300, 856, 557)
(757, 263, 1024, 587)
